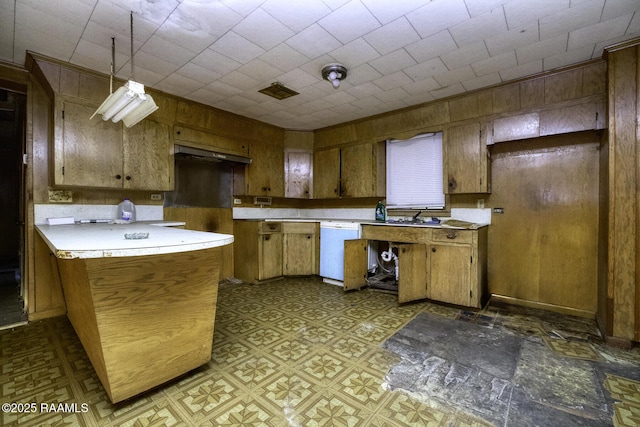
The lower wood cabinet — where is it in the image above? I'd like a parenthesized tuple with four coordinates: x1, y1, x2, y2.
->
(358, 225, 488, 308)
(234, 221, 318, 283)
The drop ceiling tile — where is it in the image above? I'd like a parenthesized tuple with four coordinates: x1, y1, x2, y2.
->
(261, 0, 331, 32)
(345, 81, 383, 98)
(276, 68, 319, 89)
(188, 86, 229, 105)
(404, 58, 449, 81)
(401, 77, 441, 96)
(374, 87, 411, 103)
(219, 0, 264, 17)
(405, 31, 459, 63)
(155, 73, 204, 97)
(372, 70, 413, 90)
(237, 59, 283, 82)
(346, 63, 383, 85)
(234, 8, 295, 50)
(210, 31, 265, 64)
(440, 41, 490, 70)
(125, 64, 165, 86)
(464, 0, 510, 17)
(499, 59, 543, 81)
(433, 65, 476, 87)
(176, 62, 222, 85)
(602, 0, 640, 21)
(568, 14, 633, 49)
(539, 0, 604, 41)
(544, 44, 595, 70)
(323, 90, 358, 106)
(472, 51, 517, 76)
(69, 39, 112, 73)
(318, 0, 380, 44)
(18, 0, 93, 23)
(108, 0, 179, 27)
(407, 0, 470, 38)
(259, 44, 311, 71)
(221, 94, 260, 110)
(516, 34, 568, 64)
(369, 48, 417, 75)
(218, 71, 261, 90)
(503, 0, 570, 29)
(361, 0, 427, 24)
(124, 50, 181, 80)
(285, 24, 342, 59)
(430, 82, 466, 98)
(14, 24, 77, 62)
(330, 38, 380, 67)
(191, 48, 241, 76)
(364, 17, 420, 55)
(140, 35, 196, 66)
(204, 80, 244, 97)
(485, 23, 539, 56)
(449, 7, 508, 46)
(78, 21, 141, 62)
(0, 13, 14, 61)
(462, 72, 503, 91)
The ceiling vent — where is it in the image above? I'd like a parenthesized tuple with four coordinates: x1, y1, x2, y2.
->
(258, 82, 299, 100)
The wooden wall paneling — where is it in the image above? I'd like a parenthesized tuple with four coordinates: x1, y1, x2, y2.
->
(582, 61, 607, 96)
(123, 119, 173, 191)
(78, 73, 110, 105)
(313, 147, 341, 198)
(314, 124, 358, 149)
(415, 101, 450, 129)
(607, 46, 638, 341)
(341, 142, 374, 197)
(492, 112, 540, 143)
(58, 67, 80, 98)
(545, 68, 584, 104)
(31, 233, 66, 320)
(539, 101, 602, 136)
(520, 77, 546, 109)
(173, 125, 250, 157)
(492, 85, 520, 114)
(449, 94, 480, 122)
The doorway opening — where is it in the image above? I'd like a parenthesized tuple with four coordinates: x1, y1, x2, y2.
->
(0, 88, 27, 329)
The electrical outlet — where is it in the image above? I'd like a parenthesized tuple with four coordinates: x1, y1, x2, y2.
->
(150, 193, 162, 201)
(48, 190, 73, 203)
(493, 207, 505, 214)
(233, 198, 242, 205)
(477, 199, 485, 209)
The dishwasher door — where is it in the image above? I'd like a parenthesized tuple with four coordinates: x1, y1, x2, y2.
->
(319, 222, 360, 284)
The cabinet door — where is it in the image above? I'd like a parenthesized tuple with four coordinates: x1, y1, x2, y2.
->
(57, 99, 123, 187)
(283, 233, 315, 275)
(123, 120, 173, 190)
(444, 122, 489, 194)
(285, 151, 312, 198)
(429, 244, 472, 306)
(396, 243, 428, 304)
(259, 233, 283, 280)
(246, 142, 284, 196)
(313, 147, 340, 198)
(341, 143, 374, 197)
(344, 239, 368, 291)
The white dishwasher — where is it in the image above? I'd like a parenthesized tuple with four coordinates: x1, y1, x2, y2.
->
(319, 221, 361, 285)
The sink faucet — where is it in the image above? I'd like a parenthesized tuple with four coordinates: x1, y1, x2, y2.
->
(412, 210, 423, 221)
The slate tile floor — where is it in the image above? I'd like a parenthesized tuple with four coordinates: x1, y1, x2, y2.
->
(1, 276, 640, 426)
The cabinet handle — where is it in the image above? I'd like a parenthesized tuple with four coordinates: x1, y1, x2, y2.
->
(448, 178, 457, 191)
(432, 248, 436, 252)
(264, 235, 270, 241)
(126, 176, 131, 181)
(307, 235, 311, 239)
(446, 232, 457, 239)
(115, 174, 122, 180)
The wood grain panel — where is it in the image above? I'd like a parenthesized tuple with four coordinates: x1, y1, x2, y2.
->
(492, 113, 540, 143)
(361, 225, 432, 244)
(173, 125, 249, 157)
(492, 85, 520, 114)
(449, 95, 479, 122)
(58, 248, 221, 403)
(313, 148, 340, 198)
(395, 243, 428, 304)
(539, 102, 600, 136)
(341, 143, 373, 197)
(520, 78, 545, 109)
(344, 239, 368, 291)
(124, 120, 173, 190)
(488, 134, 599, 313)
(545, 68, 583, 103)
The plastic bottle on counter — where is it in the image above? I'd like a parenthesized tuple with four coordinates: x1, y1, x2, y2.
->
(117, 198, 136, 222)
(375, 200, 386, 222)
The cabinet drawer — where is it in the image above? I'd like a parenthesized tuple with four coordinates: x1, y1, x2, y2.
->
(282, 222, 317, 234)
(259, 222, 282, 233)
(431, 229, 472, 244)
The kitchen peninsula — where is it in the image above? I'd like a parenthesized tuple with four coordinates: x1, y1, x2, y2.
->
(36, 222, 233, 403)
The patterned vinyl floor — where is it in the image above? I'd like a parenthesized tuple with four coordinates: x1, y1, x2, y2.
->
(1, 276, 640, 426)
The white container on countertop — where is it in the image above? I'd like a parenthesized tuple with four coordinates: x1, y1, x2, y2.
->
(117, 198, 136, 222)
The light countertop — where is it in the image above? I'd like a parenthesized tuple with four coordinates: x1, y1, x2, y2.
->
(36, 222, 234, 259)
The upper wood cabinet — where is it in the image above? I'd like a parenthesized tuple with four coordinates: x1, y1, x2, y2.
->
(54, 97, 173, 190)
(245, 141, 284, 197)
(313, 142, 385, 199)
(285, 151, 312, 198)
(444, 122, 490, 194)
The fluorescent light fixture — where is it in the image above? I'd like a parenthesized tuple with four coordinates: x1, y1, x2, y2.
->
(90, 13, 158, 127)
(91, 81, 158, 128)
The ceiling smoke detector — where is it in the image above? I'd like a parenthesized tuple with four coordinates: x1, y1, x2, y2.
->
(258, 82, 299, 100)
(321, 63, 347, 89)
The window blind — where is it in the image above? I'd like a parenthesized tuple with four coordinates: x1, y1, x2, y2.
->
(386, 132, 445, 209)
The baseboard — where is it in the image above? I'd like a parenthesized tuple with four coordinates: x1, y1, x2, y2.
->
(489, 294, 596, 319)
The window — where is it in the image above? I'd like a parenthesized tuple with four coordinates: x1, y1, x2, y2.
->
(386, 132, 445, 209)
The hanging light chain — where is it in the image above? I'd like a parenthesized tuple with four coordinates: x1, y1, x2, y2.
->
(130, 11, 134, 81)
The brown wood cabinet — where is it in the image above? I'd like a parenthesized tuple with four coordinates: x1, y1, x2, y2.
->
(234, 221, 319, 283)
(245, 141, 284, 196)
(358, 224, 487, 307)
(285, 151, 312, 198)
(282, 222, 318, 275)
(233, 221, 283, 283)
(444, 122, 490, 194)
(313, 142, 385, 199)
(54, 97, 173, 190)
